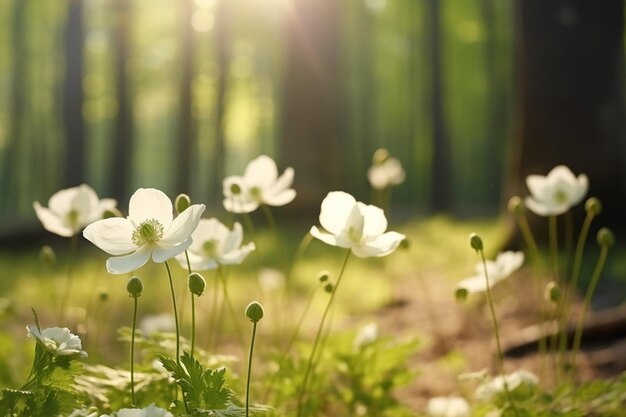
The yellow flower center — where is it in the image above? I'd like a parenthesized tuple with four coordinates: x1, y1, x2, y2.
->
(554, 189, 568, 204)
(132, 219, 164, 246)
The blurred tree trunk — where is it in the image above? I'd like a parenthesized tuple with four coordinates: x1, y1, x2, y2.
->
(177, 0, 194, 195)
(1, 0, 25, 210)
(509, 0, 626, 239)
(281, 0, 342, 212)
(426, 0, 451, 211)
(210, 0, 230, 199)
(63, 0, 85, 187)
(111, 0, 133, 203)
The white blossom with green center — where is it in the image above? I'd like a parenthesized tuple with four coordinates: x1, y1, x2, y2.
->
(456, 251, 524, 296)
(524, 165, 588, 216)
(176, 218, 255, 270)
(367, 156, 406, 190)
(222, 154, 296, 213)
(26, 325, 87, 358)
(33, 184, 117, 237)
(83, 188, 205, 274)
(309, 191, 405, 258)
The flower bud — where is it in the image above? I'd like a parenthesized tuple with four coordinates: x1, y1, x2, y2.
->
(469, 233, 483, 252)
(245, 301, 264, 323)
(372, 148, 389, 165)
(544, 281, 560, 304)
(585, 197, 602, 216)
(126, 276, 144, 298)
(455, 288, 468, 303)
(324, 283, 333, 293)
(39, 245, 56, 268)
(597, 227, 615, 248)
(507, 196, 524, 216)
(103, 208, 123, 219)
(188, 272, 206, 297)
(399, 238, 411, 250)
(318, 271, 330, 283)
(175, 194, 191, 214)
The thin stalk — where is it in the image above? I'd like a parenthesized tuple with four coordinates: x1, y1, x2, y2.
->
(548, 215, 560, 377)
(191, 294, 196, 358)
(479, 249, 519, 416)
(165, 261, 181, 364)
(571, 245, 609, 376)
(245, 321, 258, 417)
(207, 272, 221, 350)
(217, 266, 246, 349)
(60, 234, 78, 323)
(296, 250, 351, 417)
(558, 211, 595, 371)
(130, 295, 138, 406)
(261, 204, 277, 232)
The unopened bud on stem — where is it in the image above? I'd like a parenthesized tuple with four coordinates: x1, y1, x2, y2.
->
(175, 194, 191, 214)
(127, 276, 144, 298)
(188, 272, 206, 296)
(245, 301, 264, 323)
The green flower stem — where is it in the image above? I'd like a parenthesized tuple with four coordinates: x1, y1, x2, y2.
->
(245, 321, 259, 417)
(164, 261, 181, 364)
(60, 234, 78, 323)
(261, 204, 277, 232)
(558, 210, 595, 370)
(571, 244, 610, 376)
(263, 283, 320, 403)
(478, 249, 519, 417)
(217, 266, 246, 349)
(513, 212, 548, 371)
(547, 214, 560, 375)
(130, 294, 138, 406)
(243, 212, 256, 242)
(207, 273, 220, 350)
(296, 250, 351, 417)
(191, 293, 196, 359)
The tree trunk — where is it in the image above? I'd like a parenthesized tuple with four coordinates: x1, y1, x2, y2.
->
(510, 0, 626, 239)
(177, 0, 194, 195)
(110, 0, 132, 203)
(63, 0, 85, 187)
(427, 0, 451, 212)
(280, 0, 342, 212)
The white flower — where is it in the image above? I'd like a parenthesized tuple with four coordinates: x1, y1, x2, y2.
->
(426, 396, 470, 417)
(475, 370, 538, 401)
(33, 184, 117, 237)
(309, 191, 405, 258)
(83, 188, 205, 274)
(139, 313, 176, 336)
(26, 325, 87, 358)
(456, 251, 524, 295)
(353, 322, 379, 350)
(104, 404, 173, 417)
(223, 155, 296, 213)
(176, 218, 255, 270)
(525, 165, 588, 216)
(367, 157, 405, 190)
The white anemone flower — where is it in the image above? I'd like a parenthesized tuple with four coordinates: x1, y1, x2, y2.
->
(223, 155, 296, 213)
(525, 165, 588, 216)
(26, 325, 88, 358)
(310, 191, 405, 258)
(367, 157, 406, 190)
(475, 370, 539, 401)
(456, 251, 524, 296)
(104, 404, 173, 417)
(426, 396, 470, 417)
(33, 184, 117, 237)
(83, 188, 205, 274)
(176, 218, 255, 270)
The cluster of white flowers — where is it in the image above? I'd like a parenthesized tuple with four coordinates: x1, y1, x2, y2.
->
(367, 149, 406, 190)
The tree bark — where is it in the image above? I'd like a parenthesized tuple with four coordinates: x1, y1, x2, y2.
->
(63, 0, 85, 187)
(509, 0, 626, 239)
(280, 0, 343, 212)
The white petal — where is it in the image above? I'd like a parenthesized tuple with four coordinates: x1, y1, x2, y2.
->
(223, 197, 259, 214)
(352, 231, 405, 258)
(128, 188, 173, 227)
(161, 204, 206, 245)
(524, 196, 567, 216)
(219, 242, 255, 265)
(263, 188, 296, 207)
(221, 222, 244, 254)
(83, 218, 136, 255)
(457, 275, 489, 294)
(244, 155, 278, 187)
(223, 175, 247, 198)
(310, 226, 345, 248)
(33, 202, 74, 237)
(367, 166, 388, 190)
(548, 165, 577, 184)
(319, 191, 357, 235)
(71, 185, 99, 221)
(571, 174, 588, 205)
(359, 202, 387, 238)
(267, 167, 294, 194)
(188, 218, 223, 252)
(525, 175, 549, 200)
(48, 186, 81, 217)
(106, 246, 151, 274)
(496, 251, 524, 277)
(186, 251, 219, 271)
(152, 239, 193, 263)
